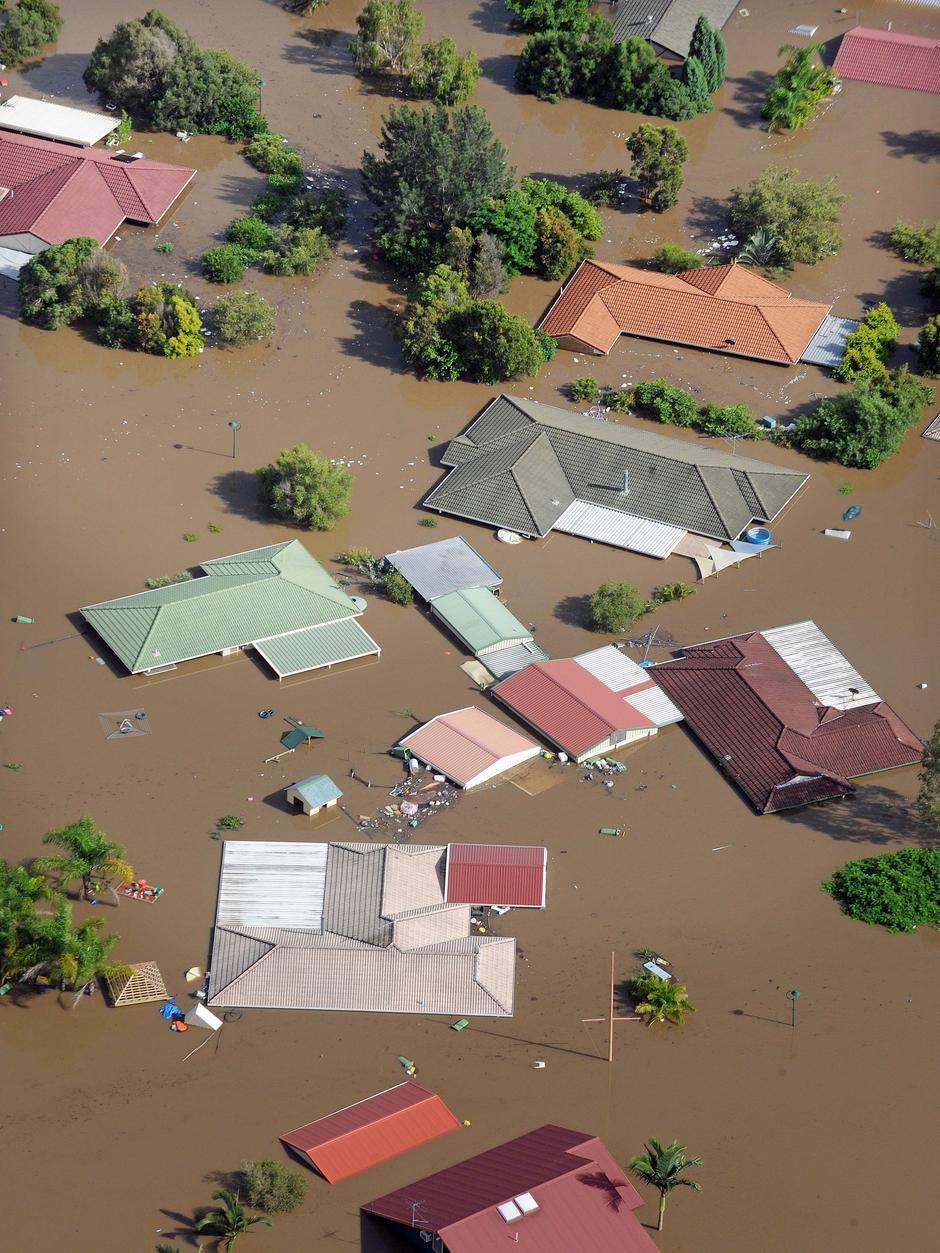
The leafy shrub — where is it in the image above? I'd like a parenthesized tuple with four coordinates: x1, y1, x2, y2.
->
(183, 532, 198, 543)
(653, 243, 702, 274)
(155, 241, 175, 254)
(256, 444, 352, 530)
(216, 815, 244, 831)
(335, 547, 376, 566)
(94, 295, 136, 348)
(208, 522, 223, 533)
(287, 188, 348, 240)
(243, 132, 303, 177)
(251, 191, 291, 223)
(835, 303, 899, 384)
(226, 217, 275, 251)
(145, 576, 173, 589)
(887, 221, 940, 268)
(917, 314, 940, 377)
(647, 582, 695, 608)
(584, 169, 624, 208)
(383, 570, 414, 606)
(203, 244, 254, 283)
(728, 166, 844, 267)
(259, 226, 332, 276)
(241, 1159, 308, 1215)
(602, 388, 633, 413)
(418, 517, 438, 527)
(570, 377, 599, 402)
(19, 236, 101, 329)
(588, 581, 645, 632)
(408, 35, 481, 105)
(698, 402, 759, 438)
(536, 207, 585, 280)
(0, 0, 62, 68)
(506, 0, 591, 33)
(633, 379, 698, 427)
(822, 847, 940, 933)
(268, 172, 303, 194)
(212, 291, 276, 347)
(534, 327, 557, 362)
(173, 570, 193, 582)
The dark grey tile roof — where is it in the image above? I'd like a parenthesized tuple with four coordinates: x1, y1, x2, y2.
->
(424, 397, 809, 543)
(322, 844, 392, 946)
(611, 0, 738, 59)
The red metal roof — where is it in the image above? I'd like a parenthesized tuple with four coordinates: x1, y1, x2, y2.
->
(833, 26, 940, 94)
(0, 131, 194, 246)
(653, 633, 924, 813)
(493, 659, 655, 758)
(363, 1124, 659, 1253)
(540, 260, 830, 363)
(280, 1082, 461, 1183)
(445, 843, 547, 908)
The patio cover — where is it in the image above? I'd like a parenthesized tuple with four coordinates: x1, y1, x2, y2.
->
(254, 619, 380, 678)
(0, 95, 118, 146)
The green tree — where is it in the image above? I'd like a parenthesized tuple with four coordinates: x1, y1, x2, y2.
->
(195, 1189, 271, 1252)
(0, 860, 54, 984)
(835, 304, 899, 384)
(408, 36, 480, 105)
(383, 570, 414, 606)
(698, 402, 758, 438)
(449, 300, 546, 382)
(256, 443, 352, 530)
(681, 56, 711, 114)
(351, 0, 423, 75)
(917, 719, 940, 832)
(634, 378, 698, 427)
(18, 237, 99, 329)
(33, 817, 133, 904)
(361, 103, 513, 274)
(823, 847, 940, 932)
(0, 0, 62, 67)
(728, 166, 844, 267)
(887, 221, 940, 268)
(763, 43, 838, 133)
(400, 263, 472, 380)
(628, 1139, 703, 1231)
(630, 972, 696, 1028)
(569, 376, 599, 402)
(515, 30, 577, 102)
(259, 225, 332, 275)
(688, 14, 725, 93)
(653, 243, 702, 274)
(535, 207, 584, 280)
(788, 369, 932, 468)
(626, 125, 688, 213)
(84, 12, 182, 114)
(226, 217, 275, 251)
(917, 314, 940, 377)
(506, 0, 590, 33)
(203, 244, 254, 284)
(470, 232, 508, 297)
(471, 189, 538, 275)
(150, 45, 259, 133)
(16, 898, 123, 1000)
(241, 1160, 308, 1214)
(243, 133, 303, 178)
(520, 177, 602, 239)
(921, 266, 940, 307)
(584, 168, 625, 208)
(212, 291, 276, 346)
(588, 581, 645, 632)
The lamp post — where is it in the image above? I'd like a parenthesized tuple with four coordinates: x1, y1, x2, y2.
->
(227, 419, 241, 460)
(257, 79, 267, 110)
(787, 988, 801, 1028)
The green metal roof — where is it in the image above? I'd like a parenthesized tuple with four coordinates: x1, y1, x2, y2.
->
(81, 541, 362, 673)
(430, 587, 532, 655)
(288, 774, 343, 807)
(254, 619, 381, 678)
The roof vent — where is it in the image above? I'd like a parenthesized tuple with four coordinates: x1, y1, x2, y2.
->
(515, 1192, 539, 1214)
(497, 1200, 523, 1223)
(622, 469, 629, 495)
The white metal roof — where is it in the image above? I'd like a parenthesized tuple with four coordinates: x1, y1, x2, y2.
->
(553, 500, 686, 558)
(216, 841, 328, 931)
(761, 621, 879, 710)
(385, 536, 502, 602)
(801, 315, 859, 368)
(573, 644, 683, 727)
(0, 96, 118, 147)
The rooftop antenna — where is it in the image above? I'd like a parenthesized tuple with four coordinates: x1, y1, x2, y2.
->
(407, 1199, 427, 1228)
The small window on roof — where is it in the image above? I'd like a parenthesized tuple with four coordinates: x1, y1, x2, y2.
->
(497, 1200, 523, 1223)
(514, 1192, 539, 1214)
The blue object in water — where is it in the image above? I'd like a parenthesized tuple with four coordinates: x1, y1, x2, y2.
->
(745, 526, 773, 546)
(842, 505, 861, 521)
(158, 997, 179, 1020)
(638, 660, 655, 668)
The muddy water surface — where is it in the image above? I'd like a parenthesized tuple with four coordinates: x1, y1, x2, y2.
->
(1, 3, 939, 1251)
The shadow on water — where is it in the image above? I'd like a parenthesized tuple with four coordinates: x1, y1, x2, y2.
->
(471, 0, 514, 35)
(720, 69, 774, 130)
(18, 53, 92, 102)
(281, 27, 354, 77)
(685, 193, 728, 241)
(554, 593, 590, 628)
(777, 783, 934, 847)
(880, 130, 940, 164)
(337, 298, 405, 370)
(479, 52, 521, 95)
(209, 469, 267, 520)
(858, 271, 930, 328)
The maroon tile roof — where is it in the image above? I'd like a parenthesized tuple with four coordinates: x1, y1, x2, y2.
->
(0, 131, 194, 246)
(280, 1082, 460, 1183)
(363, 1124, 658, 1253)
(540, 260, 830, 363)
(833, 26, 940, 94)
(653, 633, 923, 813)
(493, 658, 655, 758)
(445, 843, 547, 908)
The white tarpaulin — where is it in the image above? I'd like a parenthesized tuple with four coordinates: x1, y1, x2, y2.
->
(184, 1002, 223, 1031)
(694, 543, 763, 580)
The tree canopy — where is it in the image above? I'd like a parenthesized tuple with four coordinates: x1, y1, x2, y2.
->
(256, 444, 352, 530)
(823, 848, 940, 933)
(588, 581, 645, 632)
(0, 0, 62, 67)
(626, 124, 688, 212)
(728, 166, 845, 267)
(763, 43, 838, 132)
(786, 369, 932, 468)
(917, 718, 940, 832)
(628, 1138, 703, 1232)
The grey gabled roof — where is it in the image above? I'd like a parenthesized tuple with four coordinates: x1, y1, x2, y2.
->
(612, 0, 739, 59)
(384, 536, 502, 602)
(424, 396, 809, 543)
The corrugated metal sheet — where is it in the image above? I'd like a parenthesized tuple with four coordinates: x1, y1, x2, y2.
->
(430, 588, 532, 655)
(554, 500, 686, 558)
(253, 618, 380, 677)
(0, 95, 117, 146)
(801, 315, 859, 367)
(385, 537, 502, 602)
(573, 645, 683, 726)
(612, 1, 737, 59)
(363, 1125, 658, 1253)
(280, 1082, 461, 1183)
(445, 844, 547, 908)
(216, 841, 326, 931)
(761, 621, 879, 709)
(481, 640, 549, 680)
(400, 707, 540, 788)
(833, 26, 940, 94)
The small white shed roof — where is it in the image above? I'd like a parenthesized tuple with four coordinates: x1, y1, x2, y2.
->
(0, 96, 119, 147)
(553, 500, 686, 559)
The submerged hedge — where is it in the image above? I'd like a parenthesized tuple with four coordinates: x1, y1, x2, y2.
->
(822, 847, 940, 933)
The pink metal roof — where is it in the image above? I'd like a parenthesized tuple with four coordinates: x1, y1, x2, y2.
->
(0, 131, 195, 246)
(493, 659, 655, 757)
(445, 843, 547, 908)
(833, 26, 940, 94)
(280, 1081, 460, 1183)
(363, 1124, 658, 1253)
(400, 706, 539, 787)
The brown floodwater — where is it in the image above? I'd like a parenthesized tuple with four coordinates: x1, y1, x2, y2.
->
(1, 2, 939, 1251)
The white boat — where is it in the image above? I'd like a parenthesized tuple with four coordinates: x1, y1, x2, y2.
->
(496, 529, 522, 545)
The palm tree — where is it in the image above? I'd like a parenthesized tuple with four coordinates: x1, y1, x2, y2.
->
(0, 859, 54, 983)
(736, 227, 781, 269)
(763, 44, 838, 132)
(15, 899, 122, 1002)
(195, 1189, 271, 1251)
(628, 1138, 703, 1231)
(33, 816, 133, 904)
(631, 973, 695, 1027)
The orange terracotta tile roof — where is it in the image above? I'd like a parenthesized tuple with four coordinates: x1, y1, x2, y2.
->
(540, 261, 830, 364)
(833, 26, 940, 94)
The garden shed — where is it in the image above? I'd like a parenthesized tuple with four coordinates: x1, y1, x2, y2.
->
(286, 773, 343, 816)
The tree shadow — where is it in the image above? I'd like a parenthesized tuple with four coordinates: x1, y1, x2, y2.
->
(17, 53, 92, 103)
(685, 194, 728, 242)
(720, 69, 774, 130)
(157, 1208, 205, 1246)
(478, 52, 520, 95)
(857, 270, 931, 328)
(777, 782, 933, 846)
(880, 130, 940, 164)
(280, 27, 355, 77)
(336, 298, 405, 370)
(203, 1167, 243, 1191)
(208, 469, 267, 520)
(471, 0, 514, 35)
(554, 593, 590, 628)
(213, 171, 268, 216)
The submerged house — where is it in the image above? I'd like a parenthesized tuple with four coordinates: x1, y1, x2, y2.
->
(833, 26, 940, 95)
(399, 706, 541, 789)
(424, 395, 809, 558)
(81, 540, 380, 678)
(206, 839, 546, 1016)
(653, 621, 924, 813)
(611, 1, 738, 62)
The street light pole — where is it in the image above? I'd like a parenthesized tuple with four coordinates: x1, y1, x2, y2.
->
(787, 988, 801, 1028)
(228, 419, 241, 460)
